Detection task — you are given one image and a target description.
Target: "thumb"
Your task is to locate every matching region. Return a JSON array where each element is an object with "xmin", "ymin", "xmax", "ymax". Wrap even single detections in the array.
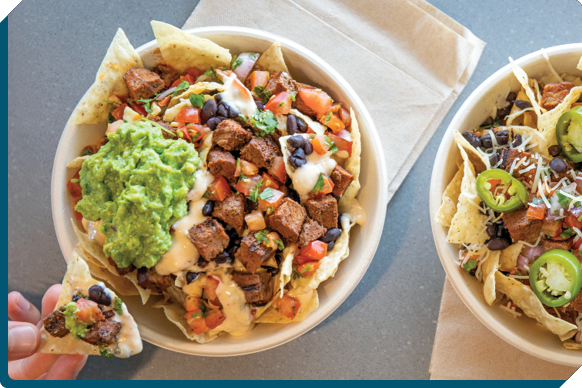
[{"xmin": 8, "ymin": 322, "xmax": 41, "ymax": 361}]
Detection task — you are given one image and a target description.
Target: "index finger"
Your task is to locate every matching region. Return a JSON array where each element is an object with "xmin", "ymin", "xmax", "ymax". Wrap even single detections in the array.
[{"xmin": 41, "ymin": 285, "xmax": 62, "ymax": 321}]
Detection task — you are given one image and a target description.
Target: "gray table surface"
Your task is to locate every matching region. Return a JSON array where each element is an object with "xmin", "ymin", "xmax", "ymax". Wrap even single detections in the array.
[{"xmin": 8, "ymin": 0, "xmax": 582, "ymax": 380}]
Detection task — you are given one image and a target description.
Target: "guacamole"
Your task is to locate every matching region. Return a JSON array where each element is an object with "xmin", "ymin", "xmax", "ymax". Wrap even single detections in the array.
[{"xmin": 76, "ymin": 120, "xmax": 200, "ymax": 268}]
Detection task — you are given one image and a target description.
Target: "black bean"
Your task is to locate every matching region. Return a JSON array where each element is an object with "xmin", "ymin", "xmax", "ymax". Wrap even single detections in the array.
[
  {"xmin": 287, "ymin": 134, "xmax": 305, "ymax": 148},
  {"xmin": 201, "ymin": 99, "xmax": 217, "ymax": 122},
  {"xmin": 287, "ymin": 114, "xmax": 298, "ymax": 135},
  {"xmin": 228, "ymin": 245, "xmax": 239, "ymax": 257},
  {"xmin": 462, "ymin": 132, "xmax": 482, "ymax": 148},
  {"xmin": 506, "ymin": 92, "xmax": 517, "ymax": 102},
  {"xmin": 327, "ymin": 241, "xmax": 335, "ymax": 251},
  {"xmin": 481, "ymin": 134, "xmax": 493, "ymax": 149},
  {"xmin": 481, "ymin": 117, "xmax": 494, "ymax": 127},
  {"xmin": 255, "ymin": 100, "xmax": 264, "ymax": 111},
  {"xmin": 303, "ymin": 141, "xmax": 313, "ymax": 155},
  {"xmin": 496, "ymin": 226, "xmax": 504, "ymax": 238},
  {"xmin": 197, "ymin": 257, "xmax": 209, "ymax": 268},
  {"xmin": 186, "ymin": 272, "xmax": 200, "ymax": 284},
  {"xmin": 264, "ymin": 266, "xmax": 280, "ymax": 275},
  {"xmin": 88, "ymin": 285, "xmax": 111, "ymax": 306},
  {"xmin": 72, "ymin": 294, "xmax": 83, "ymax": 303},
  {"xmin": 296, "ymin": 116, "xmax": 308, "ymax": 133},
  {"xmin": 293, "ymin": 147, "xmax": 306, "ymax": 160},
  {"xmin": 214, "ymin": 251, "xmax": 233, "ymax": 265},
  {"xmin": 550, "ymin": 157, "xmax": 568, "ymax": 173},
  {"xmin": 495, "ymin": 130, "xmax": 509, "ymax": 145},
  {"xmin": 497, "ymin": 107, "xmax": 510, "ymax": 118},
  {"xmin": 489, "ymin": 153, "xmax": 500, "ymax": 166},
  {"xmin": 289, "ymin": 156, "xmax": 306, "ymax": 169},
  {"xmin": 322, "ymin": 228, "xmax": 342, "ymax": 243},
  {"xmin": 206, "ymin": 117, "xmax": 222, "ymax": 131},
  {"xmin": 513, "ymin": 100, "xmax": 532, "ymax": 110},
  {"xmin": 226, "ymin": 103, "xmax": 239, "ymax": 118},
  {"xmin": 549, "ymin": 145, "xmax": 562, "ymax": 157},
  {"xmin": 202, "ymin": 201, "xmax": 214, "ymax": 216},
  {"xmin": 486, "ymin": 223, "xmax": 497, "ymax": 238},
  {"xmin": 252, "ymin": 302, "xmax": 268, "ymax": 307},
  {"xmin": 214, "ymin": 93, "xmax": 223, "ymax": 103},
  {"xmin": 488, "ymin": 238, "xmax": 510, "ymax": 251},
  {"xmin": 512, "ymin": 134, "xmax": 522, "ymax": 147},
  {"xmin": 217, "ymin": 103, "xmax": 228, "ymax": 118}
]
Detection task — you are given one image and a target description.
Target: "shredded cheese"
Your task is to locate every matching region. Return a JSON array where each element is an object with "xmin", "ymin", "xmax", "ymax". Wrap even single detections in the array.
[
  {"xmin": 518, "ymin": 232, "xmax": 544, "ymax": 248},
  {"xmin": 499, "ymin": 302, "xmax": 522, "ymax": 318}
]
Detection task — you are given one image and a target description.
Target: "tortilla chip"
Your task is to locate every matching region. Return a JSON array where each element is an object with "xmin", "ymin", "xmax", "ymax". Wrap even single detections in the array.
[
  {"xmin": 153, "ymin": 301, "xmax": 217, "ymax": 343},
  {"xmin": 289, "ymin": 108, "xmax": 326, "ymax": 136},
  {"xmin": 291, "ymin": 216, "xmax": 354, "ymax": 291},
  {"xmin": 538, "ymin": 86, "xmax": 582, "ymax": 146},
  {"xmin": 495, "ymin": 272, "xmax": 578, "ymax": 341},
  {"xmin": 564, "ymin": 341, "xmax": 582, "ymax": 350},
  {"xmin": 435, "ymin": 163, "xmax": 463, "ymax": 227},
  {"xmin": 38, "ymin": 253, "xmax": 142, "ymax": 358},
  {"xmin": 481, "ymin": 251, "xmax": 499, "ymax": 306},
  {"xmin": 168, "ymin": 82, "xmax": 224, "ymax": 108},
  {"xmin": 453, "ymin": 131, "xmax": 487, "ymax": 173},
  {"xmin": 509, "ymin": 58, "xmax": 543, "ymax": 117},
  {"xmin": 578, "ymin": 55, "xmax": 582, "ymax": 71},
  {"xmin": 254, "ymin": 289, "xmax": 319, "ymax": 324},
  {"xmin": 151, "ymin": 21, "xmax": 231, "ymax": 72},
  {"xmin": 446, "ymin": 146, "xmax": 488, "ymax": 246},
  {"xmin": 67, "ymin": 156, "xmax": 89, "ymax": 169},
  {"xmin": 338, "ymin": 108, "xmax": 362, "ymax": 204},
  {"xmin": 254, "ymin": 41, "xmax": 289, "ymax": 75},
  {"xmin": 508, "ymin": 126, "xmax": 549, "ymax": 157},
  {"xmin": 499, "ymin": 242, "xmax": 524, "ymax": 272},
  {"xmin": 69, "ymin": 29, "xmax": 143, "ymax": 124}
]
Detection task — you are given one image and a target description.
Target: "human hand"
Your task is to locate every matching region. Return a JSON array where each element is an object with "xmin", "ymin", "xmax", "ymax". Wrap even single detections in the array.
[{"xmin": 8, "ymin": 285, "xmax": 88, "ymax": 380}]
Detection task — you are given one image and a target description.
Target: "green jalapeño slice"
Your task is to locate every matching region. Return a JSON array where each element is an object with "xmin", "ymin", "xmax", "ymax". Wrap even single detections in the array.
[
  {"xmin": 556, "ymin": 105, "xmax": 582, "ymax": 162},
  {"xmin": 529, "ymin": 249, "xmax": 582, "ymax": 307},
  {"xmin": 475, "ymin": 169, "xmax": 529, "ymax": 213}
]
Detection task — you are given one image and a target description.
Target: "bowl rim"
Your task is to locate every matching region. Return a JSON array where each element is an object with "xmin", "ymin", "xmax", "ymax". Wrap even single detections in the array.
[
  {"xmin": 51, "ymin": 25, "xmax": 388, "ymax": 356},
  {"xmin": 430, "ymin": 43, "xmax": 582, "ymax": 367}
]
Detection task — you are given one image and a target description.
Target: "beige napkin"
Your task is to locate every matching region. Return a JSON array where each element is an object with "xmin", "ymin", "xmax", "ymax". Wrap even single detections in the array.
[
  {"xmin": 184, "ymin": 0, "xmax": 485, "ymax": 202},
  {"xmin": 430, "ymin": 279, "xmax": 578, "ymax": 380}
]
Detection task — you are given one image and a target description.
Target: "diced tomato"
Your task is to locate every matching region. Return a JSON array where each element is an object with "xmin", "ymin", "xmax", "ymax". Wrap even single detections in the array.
[
  {"xmin": 268, "ymin": 156, "xmax": 287, "ymax": 183},
  {"xmin": 275, "ymin": 294, "xmax": 301, "ymax": 320},
  {"xmin": 297, "ymin": 240, "xmax": 328, "ymax": 263},
  {"xmin": 247, "ymin": 71, "xmax": 269, "ymax": 91},
  {"xmin": 73, "ymin": 197, "xmax": 83, "ymax": 221},
  {"xmin": 258, "ymin": 188, "xmax": 285, "ymax": 213},
  {"xmin": 311, "ymin": 173, "xmax": 334, "ymax": 197},
  {"xmin": 329, "ymin": 103, "xmax": 341, "ymax": 113},
  {"xmin": 158, "ymin": 95, "xmax": 171, "ymax": 107},
  {"xmin": 176, "ymin": 106, "xmax": 200, "ymax": 124},
  {"xmin": 245, "ymin": 211, "xmax": 267, "ymax": 231},
  {"xmin": 527, "ymin": 204, "xmax": 546, "ymax": 221},
  {"xmin": 297, "ymin": 261, "xmax": 321, "ymax": 277},
  {"xmin": 129, "ymin": 101, "xmax": 147, "ymax": 116},
  {"xmin": 261, "ymin": 172, "xmax": 280, "ymax": 190},
  {"xmin": 171, "ymin": 78, "xmax": 184, "ymax": 88},
  {"xmin": 574, "ymin": 235, "xmax": 582, "ymax": 250},
  {"xmin": 565, "ymin": 214, "xmax": 582, "ymax": 230},
  {"xmin": 111, "ymin": 103, "xmax": 128, "ymax": 121},
  {"xmin": 297, "ymin": 89, "xmax": 332, "ymax": 116},
  {"xmin": 327, "ymin": 130, "xmax": 353, "ymax": 156},
  {"xmin": 265, "ymin": 92, "xmax": 292, "ymax": 115},
  {"xmin": 183, "ymin": 74, "xmax": 196, "ymax": 85},
  {"xmin": 184, "ymin": 67, "xmax": 203, "ymax": 79},
  {"xmin": 241, "ymin": 160, "xmax": 259, "ymax": 176},
  {"xmin": 203, "ymin": 276, "xmax": 222, "ymax": 308},
  {"xmin": 235, "ymin": 175, "xmax": 262, "ymax": 196},
  {"xmin": 184, "ymin": 295, "xmax": 202, "ymax": 312},
  {"xmin": 319, "ymin": 112, "xmax": 345, "ymax": 133},
  {"xmin": 186, "ymin": 124, "xmax": 206, "ymax": 144},
  {"xmin": 75, "ymin": 298, "xmax": 104, "ymax": 324},
  {"xmin": 67, "ymin": 170, "xmax": 82, "ymax": 198},
  {"xmin": 205, "ymin": 309, "xmax": 226, "ymax": 330},
  {"xmin": 205, "ymin": 176, "xmax": 232, "ymax": 201},
  {"xmin": 184, "ymin": 310, "xmax": 209, "ymax": 334},
  {"xmin": 311, "ymin": 136, "xmax": 330, "ymax": 155},
  {"xmin": 338, "ymin": 107, "xmax": 352, "ymax": 128}
]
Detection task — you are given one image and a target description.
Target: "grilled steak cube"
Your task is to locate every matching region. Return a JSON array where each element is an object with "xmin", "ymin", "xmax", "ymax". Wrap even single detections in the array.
[
  {"xmin": 265, "ymin": 71, "xmax": 297, "ymax": 96},
  {"xmin": 304, "ymin": 195, "xmax": 338, "ymax": 229},
  {"xmin": 208, "ymin": 148, "xmax": 237, "ymax": 181},
  {"xmin": 188, "ymin": 219, "xmax": 230, "ymax": 260},
  {"xmin": 500, "ymin": 148, "xmax": 534, "ymax": 177},
  {"xmin": 266, "ymin": 198, "xmax": 307, "ymax": 244},
  {"xmin": 540, "ymin": 82, "xmax": 575, "ymax": 111},
  {"xmin": 232, "ymin": 273, "xmax": 274, "ymax": 304},
  {"xmin": 235, "ymin": 235, "xmax": 276, "ymax": 274},
  {"xmin": 502, "ymin": 208, "xmax": 542, "ymax": 244},
  {"xmin": 81, "ymin": 320, "xmax": 121, "ymax": 346},
  {"xmin": 124, "ymin": 68, "xmax": 166, "ymax": 100},
  {"xmin": 570, "ymin": 292, "xmax": 582, "ymax": 314},
  {"xmin": 108, "ymin": 258, "xmax": 135, "ymax": 276},
  {"xmin": 541, "ymin": 237, "xmax": 573, "ymax": 252},
  {"xmin": 330, "ymin": 166, "xmax": 354, "ymax": 197},
  {"xmin": 43, "ymin": 307, "xmax": 69, "ymax": 337},
  {"xmin": 212, "ymin": 120, "xmax": 252, "ymax": 151},
  {"xmin": 212, "ymin": 192, "xmax": 246, "ymax": 236},
  {"xmin": 299, "ymin": 217, "xmax": 327, "ymax": 247},
  {"xmin": 137, "ymin": 268, "xmax": 174, "ymax": 293},
  {"xmin": 154, "ymin": 63, "xmax": 180, "ymax": 89},
  {"xmin": 240, "ymin": 136, "xmax": 279, "ymax": 169}
]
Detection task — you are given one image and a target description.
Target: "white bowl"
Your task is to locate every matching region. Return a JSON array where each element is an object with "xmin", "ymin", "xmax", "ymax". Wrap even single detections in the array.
[
  {"xmin": 430, "ymin": 44, "xmax": 582, "ymax": 367},
  {"xmin": 51, "ymin": 26, "xmax": 388, "ymax": 356}
]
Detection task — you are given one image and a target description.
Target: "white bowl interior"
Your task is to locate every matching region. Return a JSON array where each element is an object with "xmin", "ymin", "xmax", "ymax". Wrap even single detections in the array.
[
  {"xmin": 430, "ymin": 44, "xmax": 582, "ymax": 367},
  {"xmin": 51, "ymin": 27, "xmax": 388, "ymax": 356}
]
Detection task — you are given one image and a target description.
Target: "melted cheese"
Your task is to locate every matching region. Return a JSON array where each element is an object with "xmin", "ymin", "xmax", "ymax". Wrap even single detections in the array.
[
  {"xmin": 219, "ymin": 72, "xmax": 256, "ymax": 117},
  {"xmin": 339, "ymin": 198, "xmax": 367, "ymax": 226},
  {"xmin": 187, "ymin": 169, "xmax": 214, "ymax": 202},
  {"xmin": 155, "ymin": 199, "xmax": 207, "ymax": 276},
  {"xmin": 81, "ymin": 218, "xmax": 106, "ymax": 246},
  {"xmin": 290, "ymin": 150, "xmax": 337, "ymax": 196}
]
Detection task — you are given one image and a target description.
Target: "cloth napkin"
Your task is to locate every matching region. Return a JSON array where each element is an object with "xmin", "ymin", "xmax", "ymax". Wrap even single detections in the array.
[
  {"xmin": 183, "ymin": 0, "xmax": 485, "ymax": 202},
  {"xmin": 430, "ymin": 279, "xmax": 578, "ymax": 380}
]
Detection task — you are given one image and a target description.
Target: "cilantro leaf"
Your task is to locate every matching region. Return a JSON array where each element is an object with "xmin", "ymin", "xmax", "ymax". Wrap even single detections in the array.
[
  {"xmin": 255, "ymin": 229, "xmax": 270, "ymax": 244},
  {"xmin": 275, "ymin": 238, "xmax": 285, "ymax": 250},
  {"xmin": 114, "ymin": 297, "xmax": 124, "ymax": 315},
  {"xmin": 99, "ymin": 346, "xmax": 115, "ymax": 358},
  {"xmin": 462, "ymin": 259, "xmax": 478, "ymax": 273},
  {"xmin": 247, "ymin": 179, "xmax": 264, "ymax": 202},
  {"xmin": 556, "ymin": 190, "xmax": 572, "ymax": 208},
  {"xmin": 230, "ymin": 55, "xmax": 244, "ymax": 70},
  {"xmin": 172, "ymin": 81, "xmax": 190, "ymax": 97},
  {"xmin": 292, "ymin": 268, "xmax": 300, "ymax": 280},
  {"xmin": 204, "ymin": 67, "xmax": 219, "ymax": 82},
  {"xmin": 312, "ymin": 174, "xmax": 325, "ymax": 195},
  {"xmin": 189, "ymin": 93, "xmax": 205, "ymax": 108},
  {"xmin": 249, "ymin": 53, "xmax": 257, "ymax": 60},
  {"xmin": 324, "ymin": 136, "xmax": 338, "ymax": 153},
  {"xmin": 259, "ymin": 188, "xmax": 274, "ymax": 200},
  {"xmin": 253, "ymin": 86, "xmax": 272, "ymax": 104},
  {"xmin": 561, "ymin": 228, "xmax": 576, "ymax": 239},
  {"xmin": 249, "ymin": 110, "xmax": 278, "ymax": 137}
]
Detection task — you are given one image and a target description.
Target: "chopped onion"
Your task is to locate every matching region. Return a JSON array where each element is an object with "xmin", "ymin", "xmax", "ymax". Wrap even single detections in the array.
[
  {"xmin": 516, "ymin": 255, "xmax": 532, "ymax": 271},
  {"xmin": 156, "ymin": 86, "xmax": 178, "ymax": 101},
  {"xmin": 521, "ymin": 246, "xmax": 544, "ymax": 262},
  {"xmin": 241, "ymin": 160, "xmax": 259, "ymax": 176},
  {"xmin": 245, "ymin": 211, "xmax": 266, "ymax": 231},
  {"xmin": 233, "ymin": 52, "xmax": 260, "ymax": 82}
]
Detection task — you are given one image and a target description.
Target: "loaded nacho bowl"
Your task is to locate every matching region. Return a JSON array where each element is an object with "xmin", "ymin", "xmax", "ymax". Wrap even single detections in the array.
[
  {"xmin": 52, "ymin": 23, "xmax": 384, "ymax": 353},
  {"xmin": 434, "ymin": 46, "xmax": 582, "ymax": 360}
]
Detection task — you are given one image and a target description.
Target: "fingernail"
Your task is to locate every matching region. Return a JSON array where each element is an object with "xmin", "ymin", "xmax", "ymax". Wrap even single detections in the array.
[
  {"xmin": 8, "ymin": 326, "xmax": 37, "ymax": 354},
  {"xmin": 72, "ymin": 357, "xmax": 87, "ymax": 380},
  {"xmin": 15, "ymin": 293, "xmax": 30, "ymax": 311}
]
